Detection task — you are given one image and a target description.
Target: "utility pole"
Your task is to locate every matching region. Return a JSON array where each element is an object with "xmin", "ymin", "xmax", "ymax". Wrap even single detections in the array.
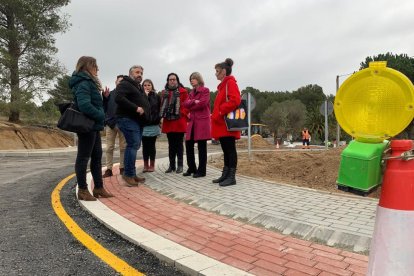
[{"xmin": 336, "ymin": 75, "xmax": 340, "ymax": 147}]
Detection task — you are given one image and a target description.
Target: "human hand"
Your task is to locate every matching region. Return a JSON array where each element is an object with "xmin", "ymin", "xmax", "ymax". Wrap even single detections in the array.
[
  {"xmin": 136, "ymin": 106, "xmax": 144, "ymax": 115},
  {"xmin": 103, "ymin": 86, "xmax": 110, "ymax": 97}
]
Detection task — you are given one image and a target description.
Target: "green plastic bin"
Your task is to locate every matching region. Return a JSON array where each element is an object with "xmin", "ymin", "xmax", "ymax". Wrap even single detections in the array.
[{"xmin": 337, "ymin": 140, "xmax": 389, "ymax": 192}]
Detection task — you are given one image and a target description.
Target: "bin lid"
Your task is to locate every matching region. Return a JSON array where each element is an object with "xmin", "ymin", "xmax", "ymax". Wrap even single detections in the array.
[
  {"xmin": 334, "ymin": 61, "xmax": 414, "ymax": 143},
  {"xmin": 341, "ymin": 140, "xmax": 389, "ymax": 159}
]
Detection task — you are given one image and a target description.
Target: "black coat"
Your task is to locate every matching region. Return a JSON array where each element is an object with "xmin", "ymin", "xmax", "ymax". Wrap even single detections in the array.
[
  {"xmin": 115, "ymin": 76, "xmax": 150, "ymax": 125},
  {"xmin": 146, "ymin": 91, "xmax": 161, "ymax": 125}
]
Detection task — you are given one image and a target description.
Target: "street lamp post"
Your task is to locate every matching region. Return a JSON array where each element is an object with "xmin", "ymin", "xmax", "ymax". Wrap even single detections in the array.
[
  {"xmin": 336, "ymin": 75, "xmax": 340, "ymax": 146},
  {"xmin": 336, "ymin": 73, "xmax": 354, "ymax": 146}
]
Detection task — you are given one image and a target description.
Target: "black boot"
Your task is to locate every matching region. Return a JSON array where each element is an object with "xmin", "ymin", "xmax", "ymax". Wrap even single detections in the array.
[
  {"xmin": 183, "ymin": 169, "xmax": 195, "ymax": 176},
  {"xmin": 212, "ymin": 166, "xmax": 229, "ymax": 183},
  {"xmin": 176, "ymin": 158, "xmax": 183, "ymax": 174},
  {"xmin": 219, "ymin": 168, "xmax": 236, "ymax": 187},
  {"xmin": 165, "ymin": 166, "xmax": 175, "ymax": 173}
]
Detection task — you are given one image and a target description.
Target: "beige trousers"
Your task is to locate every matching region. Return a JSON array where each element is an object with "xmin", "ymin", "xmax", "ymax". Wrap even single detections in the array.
[{"xmin": 105, "ymin": 126, "xmax": 126, "ymax": 169}]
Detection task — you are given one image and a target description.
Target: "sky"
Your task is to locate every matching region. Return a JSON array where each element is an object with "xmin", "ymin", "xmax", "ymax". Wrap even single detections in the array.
[{"xmin": 55, "ymin": 0, "xmax": 414, "ymax": 95}]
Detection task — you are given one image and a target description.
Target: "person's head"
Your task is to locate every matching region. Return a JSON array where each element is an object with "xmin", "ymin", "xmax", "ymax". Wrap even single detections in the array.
[
  {"xmin": 129, "ymin": 65, "xmax": 144, "ymax": 83},
  {"xmin": 189, "ymin": 72, "xmax": 204, "ymax": 88},
  {"xmin": 165, "ymin": 73, "xmax": 183, "ymax": 89},
  {"xmin": 142, "ymin": 79, "xmax": 155, "ymax": 93},
  {"xmin": 75, "ymin": 56, "xmax": 98, "ymax": 77},
  {"xmin": 215, "ymin": 58, "xmax": 233, "ymax": 81},
  {"xmin": 115, "ymin": 75, "xmax": 123, "ymax": 86}
]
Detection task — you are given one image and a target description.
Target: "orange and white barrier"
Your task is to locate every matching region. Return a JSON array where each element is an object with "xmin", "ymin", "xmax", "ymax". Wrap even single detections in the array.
[{"xmin": 367, "ymin": 140, "xmax": 414, "ymax": 275}]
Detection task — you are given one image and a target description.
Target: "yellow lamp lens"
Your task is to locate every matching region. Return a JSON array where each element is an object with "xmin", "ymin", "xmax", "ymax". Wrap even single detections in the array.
[{"xmin": 334, "ymin": 62, "xmax": 414, "ymax": 143}]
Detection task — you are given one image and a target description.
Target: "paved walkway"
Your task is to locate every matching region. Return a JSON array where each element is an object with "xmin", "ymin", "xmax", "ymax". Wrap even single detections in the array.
[{"xmin": 81, "ymin": 156, "xmax": 372, "ymax": 276}]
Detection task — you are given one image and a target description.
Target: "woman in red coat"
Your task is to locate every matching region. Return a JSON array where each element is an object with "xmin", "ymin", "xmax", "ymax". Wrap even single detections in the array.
[
  {"xmin": 211, "ymin": 58, "xmax": 241, "ymax": 186},
  {"xmin": 160, "ymin": 73, "xmax": 189, "ymax": 173},
  {"xmin": 182, "ymin": 72, "xmax": 211, "ymax": 178}
]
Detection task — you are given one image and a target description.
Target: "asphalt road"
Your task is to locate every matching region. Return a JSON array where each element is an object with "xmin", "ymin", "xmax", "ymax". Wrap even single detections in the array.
[{"xmin": 0, "ymin": 153, "xmax": 184, "ymax": 276}]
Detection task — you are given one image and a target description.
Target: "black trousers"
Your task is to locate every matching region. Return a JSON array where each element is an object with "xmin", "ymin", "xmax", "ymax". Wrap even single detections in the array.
[
  {"xmin": 219, "ymin": 136, "xmax": 237, "ymax": 169},
  {"xmin": 167, "ymin": 132, "xmax": 184, "ymax": 169},
  {"xmin": 142, "ymin": 136, "xmax": 157, "ymax": 162},
  {"xmin": 75, "ymin": 131, "xmax": 103, "ymax": 189},
  {"xmin": 185, "ymin": 139, "xmax": 207, "ymax": 174}
]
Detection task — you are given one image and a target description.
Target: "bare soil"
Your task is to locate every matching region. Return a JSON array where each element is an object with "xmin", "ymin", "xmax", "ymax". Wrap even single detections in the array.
[
  {"xmin": 0, "ymin": 121, "xmax": 380, "ymax": 198},
  {"xmin": 209, "ymin": 135, "xmax": 381, "ymax": 199},
  {"xmin": 0, "ymin": 121, "xmax": 74, "ymax": 150}
]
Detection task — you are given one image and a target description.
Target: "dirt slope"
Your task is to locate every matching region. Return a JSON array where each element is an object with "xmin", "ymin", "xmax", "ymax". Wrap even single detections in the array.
[{"xmin": 0, "ymin": 121, "xmax": 74, "ymax": 150}]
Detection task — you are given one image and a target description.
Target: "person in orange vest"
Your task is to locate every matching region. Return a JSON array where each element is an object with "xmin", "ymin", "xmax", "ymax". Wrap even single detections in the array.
[{"xmin": 302, "ymin": 128, "xmax": 311, "ymax": 149}]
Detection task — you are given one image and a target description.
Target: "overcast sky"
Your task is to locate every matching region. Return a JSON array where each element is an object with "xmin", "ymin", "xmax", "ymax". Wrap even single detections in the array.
[{"xmin": 55, "ymin": 0, "xmax": 414, "ymax": 95}]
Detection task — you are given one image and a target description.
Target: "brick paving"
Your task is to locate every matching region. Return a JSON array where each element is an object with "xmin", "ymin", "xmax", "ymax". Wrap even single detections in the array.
[{"xmin": 97, "ymin": 159, "xmax": 370, "ymax": 275}]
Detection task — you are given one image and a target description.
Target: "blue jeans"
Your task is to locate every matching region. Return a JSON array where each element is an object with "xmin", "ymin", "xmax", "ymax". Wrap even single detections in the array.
[
  {"xmin": 117, "ymin": 117, "xmax": 142, "ymax": 177},
  {"xmin": 75, "ymin": 131, "xmax": 103, "ymax": 189}
]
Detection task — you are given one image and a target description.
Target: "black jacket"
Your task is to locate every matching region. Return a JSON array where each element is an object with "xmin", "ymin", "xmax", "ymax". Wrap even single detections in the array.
[
  {"xmin": 115, "ymin": 76, "xmax": 150, "ymax": 125},
  {"xmin": 103, "ymin": 89, "xmax": 118, "ymax": 128},
  {"xmin": 146, "ymin": 91, "xmax": 161, "ymax": 125}
]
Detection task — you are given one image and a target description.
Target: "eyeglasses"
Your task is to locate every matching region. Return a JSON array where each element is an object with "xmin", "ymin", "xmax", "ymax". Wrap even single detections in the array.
[{"xmin": 168, "ymin": 78, "xmax": 177, "ymax": 81}]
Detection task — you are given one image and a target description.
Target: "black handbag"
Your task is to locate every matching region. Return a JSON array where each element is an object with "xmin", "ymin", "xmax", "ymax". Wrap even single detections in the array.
[
  {"xmin": 57, "ymin": 103, "xmax": 94, "ymax": 133},
  {"xmin": 224, "ymin": 84, "xmax": 249, "ymax": 131}
]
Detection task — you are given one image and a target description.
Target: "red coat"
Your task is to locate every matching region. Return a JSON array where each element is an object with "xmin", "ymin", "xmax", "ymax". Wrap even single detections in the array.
[
  {"xmin": 161, "ymin": 87, "xmax": 189, "ymax": 133},
  {"xmin": 211, "ymin": 75, "xmax": 241, "ymax": 139},
  {"xmin": 183, "ymin": 86, "xmax": 211, "ymax": 141}
]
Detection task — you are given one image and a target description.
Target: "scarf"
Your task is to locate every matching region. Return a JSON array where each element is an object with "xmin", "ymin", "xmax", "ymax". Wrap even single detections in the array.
[
  {"xmin": 90, "ymin": 74, "xmax": 103, "ymax": 91},
  {"xmin": 160, "ymin": 87, "xmax": 181, "ymax": 120}
]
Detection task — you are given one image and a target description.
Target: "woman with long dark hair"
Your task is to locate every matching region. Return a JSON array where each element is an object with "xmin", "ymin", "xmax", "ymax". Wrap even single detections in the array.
[
  {"xmin": 141, "ymin": 79, "xmax": 161, "ymax": 172},
  {"xmin": 160, "ymin": 73, "xmax": 189, "ymax": 174},
  {"xmin": 211, "ymin": 58, "xmax": 241, "ymax": 186}
]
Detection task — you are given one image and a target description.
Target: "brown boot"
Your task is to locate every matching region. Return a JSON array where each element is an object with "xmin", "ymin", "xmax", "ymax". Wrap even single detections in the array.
[
  {"xmin": 78, "ymin": 188, "xmax": 97, "ymax": 201},
  {"xmin": 102, "ymin": 169, "xmax": 113, "ymax": 178},
  {"xmin": 148, "ymin": 159, "xmax": 155, "ymax": 172},
  {"xmin": 142, "ymin": 160, "xmax": 149, "ymax": 173},
  {"xmin": 134, "ymin": 175, "xmax": 146, "ymax": 183},
  {"xmin": 122, "ymin": 175, "xmax": 138, "ymax": 187},
  {"xmin": 93, "ymin": 187, "xmax": 114, "ymax": 198}
]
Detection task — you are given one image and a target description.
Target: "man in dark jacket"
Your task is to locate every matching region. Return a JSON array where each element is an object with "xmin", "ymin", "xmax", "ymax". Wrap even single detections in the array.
[
  {"xmin": 102, "ymin": 75, "xmax": 126, "ymax": 178},
  {"xmin": 115, "ymin": 65, "xmax": 150, "ymax": 187}
]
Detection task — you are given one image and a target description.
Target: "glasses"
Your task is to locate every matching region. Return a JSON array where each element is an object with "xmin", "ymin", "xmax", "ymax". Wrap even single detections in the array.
[{"xmin": 168, "ymin": 78, "xmax": 177, "ymax": 81}]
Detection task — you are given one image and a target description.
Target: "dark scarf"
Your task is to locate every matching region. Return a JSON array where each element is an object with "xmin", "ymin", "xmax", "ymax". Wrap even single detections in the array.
[{"xmin": 160, "ymin": 86, "xmax": 180, "ymax": 120}]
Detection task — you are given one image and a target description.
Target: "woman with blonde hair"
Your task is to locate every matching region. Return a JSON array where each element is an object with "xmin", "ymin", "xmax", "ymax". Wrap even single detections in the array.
[
  {"xmin": 182, "ymin": 72, "xmax": 211, "ymax": 177},
  {"xmin": 69, "ymin": 56, "xmax": 113, "ymax": 200}
]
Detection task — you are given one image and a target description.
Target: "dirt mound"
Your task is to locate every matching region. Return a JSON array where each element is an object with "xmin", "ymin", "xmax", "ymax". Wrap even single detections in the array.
[
  {"xmin": 0, "ymin": 121, "xmax": 74, "ymax": 150},
  {"xmin": 209, "ymin": 147, "xmax": 381, "ymax": 199},
  {"xmin": 236, "ymin": 135, "xmax": 273, "ymax": 148}
]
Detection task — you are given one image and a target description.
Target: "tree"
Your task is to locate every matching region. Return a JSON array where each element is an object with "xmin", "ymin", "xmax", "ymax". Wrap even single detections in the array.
[
  {"xmin": 0, "ymin": 0, "xmax": 70, "ymax": 122},
  {"xmin": 291, "ymin": 84, "xmax": 325, "ymax": 112},
  {"xmin": 47, "ymin": 74, "xmax": 72, "ymax": 105},
  {"xmin": 360, "ymin": 52, "xmax": 414, "ymax": 81},
  {"xmin": 262, "ymin": 100, "xmax": 306, "ymax": 140}
]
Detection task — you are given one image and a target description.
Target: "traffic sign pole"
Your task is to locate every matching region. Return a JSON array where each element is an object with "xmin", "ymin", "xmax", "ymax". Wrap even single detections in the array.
[{"xmin": 325, "ymin": 100, "xmax": 328, "ymax": 149}]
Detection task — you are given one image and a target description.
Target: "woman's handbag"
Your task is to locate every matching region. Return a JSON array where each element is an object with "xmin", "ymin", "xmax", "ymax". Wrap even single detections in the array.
[
  {"xmin": 57, "ymin": 103, "xmax": 94, "ymax": 133},
  {"xmin": 224, "ymin": 85, "xmax": 249, "ymax": 131}
]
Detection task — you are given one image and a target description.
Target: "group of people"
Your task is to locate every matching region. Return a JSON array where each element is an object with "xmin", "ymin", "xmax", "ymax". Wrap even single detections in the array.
[{"xmin": 69, "ymin": 57, "xmax": 242, "ymax": 201}]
